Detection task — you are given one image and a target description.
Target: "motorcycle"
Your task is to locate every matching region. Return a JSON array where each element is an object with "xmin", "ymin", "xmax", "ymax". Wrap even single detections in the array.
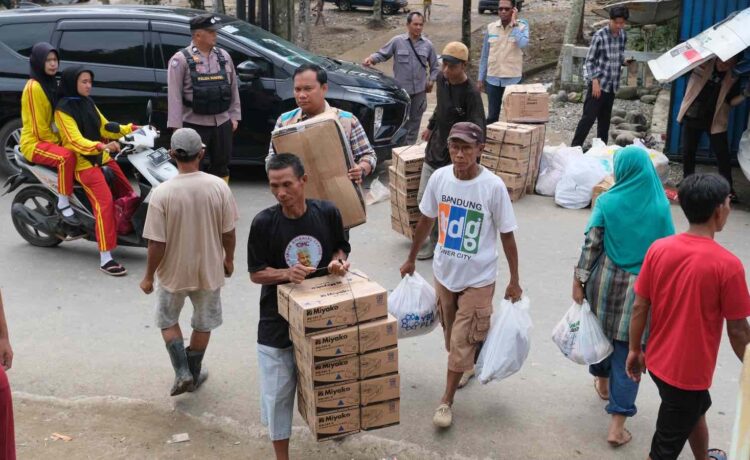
[{"xmin": 3, "ymin": 123, "xmax": 177, "ymax": 248}]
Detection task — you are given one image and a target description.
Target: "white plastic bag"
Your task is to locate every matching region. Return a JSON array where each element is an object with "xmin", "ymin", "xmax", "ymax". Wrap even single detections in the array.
[
  {"xmin": 388, "ymin": 272, "xmax": 438, "ymax": 338},
  {"xmin": 740, "ymin": 126, "xmax": 750, "ymax": 182},
  {"xmin": 536, "ymin": 145, "xmax": 583, "ymax": 196},
  {"xmin": 554, "ymin": 156, "xmax": 608, "ymax": 209},
  {"xmin": 551, "ymin": 301, "xmax": 613, "ymax": 365},
  {"xmin": 365, "ymin": 177, "xmax": 390, "ymax": 205},
  {"xmin": 475, "ymin": 297, "xmax": 532, "ymax": 383},
  {"xmin": 633, "ymin": 139, "xmax": 670, "ymax": 183}
]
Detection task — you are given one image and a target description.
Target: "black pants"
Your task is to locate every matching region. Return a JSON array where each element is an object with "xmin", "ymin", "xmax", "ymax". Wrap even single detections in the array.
[
  {"xmin": 681, "ymin": 124, "xmax": 734, "ymax": 189},
  {"xmin": 183, "ymin": 120, "xmax": 233, "ymax": 178},
  {"xmin": 571, "ymin": 83, "xmax": 616, "ymax": 147}
]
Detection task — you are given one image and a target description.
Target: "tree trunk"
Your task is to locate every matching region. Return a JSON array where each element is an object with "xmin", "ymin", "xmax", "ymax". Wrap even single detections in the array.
[
  {"xmin": 271, "ymin": 0, "xmax": 294, "ymax": 41},
  {"xmin": 297, "ymin": 0, "xmax": 311, "ymax": 48},
  {"xmin": 372, "ymin": 0, "xmax": 383, "ymax": 24},
  {"xmin": 189, "ymin": 0, "xmax": 205, "ymax": 10},
  {"xmin": 554, "ymin": 0, "xmax": 585, "ymax": 90},
  {"xmin": 213, "ymin": 0, "xmax": 226, "ymax": 14},
  {"xmin": 461, "ymin": 0, "xmax": 471, "ymax": 50}
]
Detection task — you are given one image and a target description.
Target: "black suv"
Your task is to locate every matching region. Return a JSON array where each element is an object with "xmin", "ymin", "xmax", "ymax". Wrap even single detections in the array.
[{"xmin": 0, "ymin": 5, "xmax": 410, "ymax": 175}]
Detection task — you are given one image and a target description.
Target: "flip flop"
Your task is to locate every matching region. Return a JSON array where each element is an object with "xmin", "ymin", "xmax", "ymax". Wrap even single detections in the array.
[
  {"xmin": 594, "ymin": 377, "xmax": 609, "ymax": 400},
  {"xmin": 608, "ymin": 428, "xmax": 632, "ymax": 448},
  {"xmin": 708, "ymin": 449, "xmax": 727, "ymax": 460},
  {"xmin": 100, "ymin": 260, "xmax": 127, "ymax": 277}
]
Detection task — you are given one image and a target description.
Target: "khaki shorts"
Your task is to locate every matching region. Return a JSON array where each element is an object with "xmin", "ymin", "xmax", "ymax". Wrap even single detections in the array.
[
  {"xmin": 434, "ymin": 280, "xmax": 495, "ymax": 373},
  {"xmin": 156, "ymin": 288, "xmax": 223, "ymax": 332}
]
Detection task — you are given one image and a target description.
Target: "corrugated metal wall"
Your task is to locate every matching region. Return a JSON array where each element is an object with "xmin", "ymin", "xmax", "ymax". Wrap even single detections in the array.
[{"xmin": 667, "ymin": 0, "xmax": 750, "ymax": 159}]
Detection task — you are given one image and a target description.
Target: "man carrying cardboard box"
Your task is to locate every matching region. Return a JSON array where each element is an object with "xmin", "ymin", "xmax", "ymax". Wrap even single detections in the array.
[
  {"xmin": 400, "ymin": 122, "xmax": 523, "ymax": 429},
  {"xmin": 248, "ymin": 153, "xmax": 351, "ymax": 460},
  {"xmin": 266, "ymin": 64, "xmax": 377, "ymax": 185}
]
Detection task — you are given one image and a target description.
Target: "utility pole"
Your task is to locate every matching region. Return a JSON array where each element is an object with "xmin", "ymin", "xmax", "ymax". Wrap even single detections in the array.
[
  {"xmin": 237, "ymin": 0, "xmax": 247, "ymax": 21},
  {"xmin": 372, "ymin": 0, "xmax": 383, "ymax": 24},
  {"xmin": 271, "ymin": 0, "xmax": 294, "ymax": 41},
  {"xmin": 554, "ymin": 0, "xmax": 585, "ymax": 90},
  {"xmin": 461, "ymin": 0, "xmax": 470, "ymax": 49}
]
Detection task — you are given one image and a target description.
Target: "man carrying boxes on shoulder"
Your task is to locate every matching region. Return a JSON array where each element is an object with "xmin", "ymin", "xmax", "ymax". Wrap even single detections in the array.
[
  {"xmin": 248, "ymin": 153, "xmax": 351, "ymax": 460},
  {"xmin": 400, "ymin": 122, "xmax": 522, "ymax": 429}
]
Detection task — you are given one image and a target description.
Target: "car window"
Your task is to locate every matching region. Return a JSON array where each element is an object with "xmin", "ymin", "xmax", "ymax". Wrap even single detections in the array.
[
  {"xmin": 0, "ymin": 23, "xmax": 55, "ymax": 57},
  {"xmin": 58, "ymin": 31, "xmax": 146, "ymax": 67},
  {"xmin": 223, "ymin": 47, "xmax": 274, "ymax": 79},
  {"xmin": 157, "ymin": 32, "xmax": 191, "ymax": 69}
]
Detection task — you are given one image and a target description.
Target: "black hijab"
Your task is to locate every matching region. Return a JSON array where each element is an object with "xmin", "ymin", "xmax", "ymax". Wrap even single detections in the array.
[
  {"xmin": 56, "ymin": 66, "xmax": 101, "ymax": 142},
  {"xmin": 29, "ymin": 42, "xmax": 59, "ymax": 106}
]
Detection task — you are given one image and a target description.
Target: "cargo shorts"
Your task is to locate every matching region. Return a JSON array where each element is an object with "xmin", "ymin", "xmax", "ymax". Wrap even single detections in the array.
[
  {"xmin": 434, "ymin": 280, "xmax": 495, "ymax": 373},
  {"xmin": 155, "ymin": 288, "xmax": 223, "ymax": 332}
]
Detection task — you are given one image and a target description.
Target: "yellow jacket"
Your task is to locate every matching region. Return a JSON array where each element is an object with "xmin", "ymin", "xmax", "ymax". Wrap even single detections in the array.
[
  {"xmin": 54, "ymin": 108, "xmax": 135, "ymax": 172},
  {"xmin": 19, "ymin": 79, "xmax": 60, "ymax": 161}
]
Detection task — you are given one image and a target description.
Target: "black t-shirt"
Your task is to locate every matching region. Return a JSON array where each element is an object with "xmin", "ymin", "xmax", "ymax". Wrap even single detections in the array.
[
  {"xmin": 686, "ymin": 70, "xmax": 741, "ymax": 129},
  {"xmin": 247, "ymin": 199, "xmax": 351, "ymax": 349}
]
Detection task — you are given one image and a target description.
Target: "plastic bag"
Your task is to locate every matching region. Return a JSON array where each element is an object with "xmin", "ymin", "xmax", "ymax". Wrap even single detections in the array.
[
  {"xmin": 554, "ymin": 156, "xmax": 608, "ymax": 209},
  {"xmin": 633, "ymin": 139, "xmax": 670, "ymax": 183},
  {"xmin": 388, "ymin": 272, "xmax": 438, "ymax": 338},
  {"xmin": 114, "ymin": 192, "xmax": 141, "ymax": 235},
  {"xmin": 551, "ymin": 301, "xmax": 613, "ymax": 365},
  {"xmin": 475, "ymin": 297, "xmax": 532, "ymax": 383},
  {"xmin": 536, "ymin": 145, "xmax": 583, "ymax": 196},
  {"xmin": 365, "ymin": 177, "xmax": 390, "ymax": 205},
  {"xmin": 739, "ymin": 125, "xmax": 750, "ymax": 182}
]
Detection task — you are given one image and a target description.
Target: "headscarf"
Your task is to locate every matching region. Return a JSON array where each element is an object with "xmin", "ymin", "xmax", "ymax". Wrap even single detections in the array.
[
  {"xmin": 55, "ymin": 65, "xmax": 101, "ymax": 142},
  {"xmin": 585, "ymin": 145, "xmax": 675, "ymax": 274},
  {"xmin": 29, "ymin": 42, "xmax": 59, "ymax": 106}
]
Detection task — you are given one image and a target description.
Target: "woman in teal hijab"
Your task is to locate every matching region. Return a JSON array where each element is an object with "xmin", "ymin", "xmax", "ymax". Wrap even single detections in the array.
[{"xmin": 572, "ymin": 145, "xmax": 675, "ymax": 447}]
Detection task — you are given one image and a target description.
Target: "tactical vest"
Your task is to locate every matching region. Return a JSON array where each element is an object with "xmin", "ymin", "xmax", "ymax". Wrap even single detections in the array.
[
  {"xmin": 487, "ymin": 21, "xmax": 524, "ymax": 79},
  {"xmin": 181, "ymin": 47, "xmax": 232, "ymax": 115}
]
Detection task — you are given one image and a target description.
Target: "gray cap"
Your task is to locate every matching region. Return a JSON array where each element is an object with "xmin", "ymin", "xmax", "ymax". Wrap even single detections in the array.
[{"xmin": 171, "ymin": 128, "xmax": 204, "ymax": 157}]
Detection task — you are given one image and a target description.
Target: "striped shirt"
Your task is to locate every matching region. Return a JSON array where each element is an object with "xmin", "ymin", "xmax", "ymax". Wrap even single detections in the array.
[
  {"xmin": 575, "ymin": 226, "xmax": 644, "ymax": 342},
  {"xmin": 584, "ymin": 26, "xmax": 627, "ymax": 93}
]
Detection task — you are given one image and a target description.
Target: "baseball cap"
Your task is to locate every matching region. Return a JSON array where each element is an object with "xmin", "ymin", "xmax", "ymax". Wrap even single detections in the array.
[
  {"xmin": 448, "ymin": 122, "xmax": 484, "ymax": 144},
  {"xmin": 171, "ymin": 128, "xmax": 205, "ymax": 158},
  {"xmin": 190, "ymin": 13, "xmax": 223, "ymax": 31},
  {"xmin": 440, "ymin": 41, "xmax": 469, "ymax": 64}
]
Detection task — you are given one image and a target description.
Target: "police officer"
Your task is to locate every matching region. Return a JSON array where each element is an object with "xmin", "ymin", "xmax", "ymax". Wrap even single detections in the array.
[{"xmin": 168, "ymin": 13, "xmax": 241, "ymax": 182}]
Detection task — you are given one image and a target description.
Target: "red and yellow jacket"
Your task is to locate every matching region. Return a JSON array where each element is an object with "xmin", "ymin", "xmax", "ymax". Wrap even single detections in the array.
[
  {"xmin": 54, "ymin": 108, "xmax": 135, "ymax": 172},
  {"xmin": 19, "ymin": 79, "xmax": 60, "ymax": 161}
]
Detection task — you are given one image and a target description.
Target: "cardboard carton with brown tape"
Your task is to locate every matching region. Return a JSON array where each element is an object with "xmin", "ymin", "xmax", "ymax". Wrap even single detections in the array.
[
  {"xmin": 297, "ymin": 375, "xmax": 361, "ymax": 411},
  {"xmin": 360, "ymin": 374, "xmax": 401, "ymax": 406},
  {"xmin": 277, "ymin": 270, "xmax": 387, "ymax": 336},
  {"xmin": 360, "ymin": 346, "xmax": 399, "ymax": 379},
  {"xmin": 361, "ymin": 399, "xmax": 400, "ymax": 430},
  {"xmin": 397, "ymin": 189, "xmax": 419, "ymax": 208},
  {"xmin": 501, "ymin": 84, "xmax": 550, "ymax": 123},
  {"xmin": 292, "ymin": 314, "xmax": 398, "ymax": 362},
  {"xmin": 486, "ymin": 122, "xmax": 535, "ymax": 146},
  {"xmin": 592, "ymin": 176, "xmax": 615, "ymax": 207},
  {"xmin": 295, "ymin": 353, "xmax": 360, "ymax": 386},
  {"xmin": 392, "ymin": 144, "xmax": 426, "ymax": 175},
  {"xmin": 298, "ymin": 393, "xmax": 361, "ymax": 441},
  {"xmin": 389, "ymin": 165, "xmax": 421, "ymax": 192}
]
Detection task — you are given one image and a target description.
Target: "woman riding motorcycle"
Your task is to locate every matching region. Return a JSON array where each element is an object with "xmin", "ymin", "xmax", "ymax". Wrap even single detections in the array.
[
  {"xmin": 54, "ymin": 65, "xmax": 139, "ymax": 276},
  {"xmin": 19, "ymin": 42, "xmax": 78, "ymax": 225}
]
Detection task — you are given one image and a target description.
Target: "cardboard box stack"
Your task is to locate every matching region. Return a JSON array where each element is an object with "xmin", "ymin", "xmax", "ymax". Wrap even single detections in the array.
[
  {"xmin": 389, "ymin": 144, "xmax": 425, "ymax": 239},
  {"xmin": 591, "ymin": 176, "xmax": 615, "ymax": 207},
  {"xmin": 481, "ymin": 122, "xmax": 547, "ymax": 201},
  {"xmin": 278, "ymin": 270, "xmax": 400, "ymax": 441}
]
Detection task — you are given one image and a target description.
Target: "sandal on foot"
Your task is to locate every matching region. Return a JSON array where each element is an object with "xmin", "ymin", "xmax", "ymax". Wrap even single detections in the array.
[
  {"xmin": 708, "ymin": 449, "xmax": 727, "ymax": 460},
  {"xmin": 100, "ymin": 260, "xmax": 127, "ymax": 277},
  {"xmin": 594, "ymin": 377, "xmax": 609, "ymax": 400},
  {"xmin": 608, "ymin": 429, "xmax": 632, "ymax": 448}
]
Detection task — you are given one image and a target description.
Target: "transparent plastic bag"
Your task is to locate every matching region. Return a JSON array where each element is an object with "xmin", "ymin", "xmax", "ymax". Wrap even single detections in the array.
[
  {"xmin": 365, "ymin": 177, "xmax": 390, "ymax": 205},
  {"xmin": 475, "ymin": 297, "xmax": 532, "ymax": 383},
  {"xmin": 551, "ymin": 301, "xmax": 613, "ymax": 365},
  {"xmin": 388, "ymin": 272, "xmax": 438, "ymax": 338}
]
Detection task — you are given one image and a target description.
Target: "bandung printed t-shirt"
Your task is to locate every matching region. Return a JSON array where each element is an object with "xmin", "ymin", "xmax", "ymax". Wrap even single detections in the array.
[{"xmin": 420, "ymin": 165, "xmax": 518, "ymax": 292}]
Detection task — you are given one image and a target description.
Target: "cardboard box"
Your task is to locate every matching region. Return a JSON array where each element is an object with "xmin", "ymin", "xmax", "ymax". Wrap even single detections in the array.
[
  {"xmin": 293, "ymin": 314, "xmax": 398, "ymax": 362},
  {"xmin": 592, "ymin": 176, "xmax": 615, "ymax": 207},
  {"xmin": 296, "ymin": 353, "xmax": 360, "ymax": 386},
  {"xmin": 496, "ymin": 172, "xmax": 527, "ymax": 190},
  {"xmin": 398, "ymin": 206, "xmax": 421, "ymax": 225},
  {"xmin": 271, "ymin": 116, "xmax": 365, "ymax": 229},
  {"xmin": 501, "ymin": 84, "xmax": 550, "ymax": 123},
  {"xmin": 486, "ymin": 122, "xmax": 535, "ymax": 146},
  {"xmin": 391, "ymin": 215, "xmax": 403, "ymax": 234},
  {"xmin": 360, "ymin": 346, "xmax": 399, "ymax": 380},
  {"xmin": 278, "ymin": 270, "xmax": 387, "ymax": 336},
  {"xmin": 298, "ymin": 377, "xmax": 361, "ymax": 411},
  {"xmin": 361, "ymin": 399, "xmax": 400, "ymax": 430},
  {"xmin": 507, "ymin": 186, "xmax": 526, "ymax": 202},
  {"xmin": 397, "ymin": 189, "xmax": 419, "ymax": 208},
  {"xmin": 389, "ymin": 165, "xmax": 421, "ymax": 191},
  {"xmin": 497, "ymin": 157, "xmax": 531, "ymax": 175},
  {"xmin": 298, "ymin": 394, "xmax": 361, "ymax": 441},
  {"xmin": 392, "ymin": 144, "xmax": 426, "ymax": 175},
  {"xmin": 390, "ymin": 200, "xmax": 400, "ymax": 220},
  {"xmin": 360, "ymin": 374, "xmax": 401, "ymax": 406}
]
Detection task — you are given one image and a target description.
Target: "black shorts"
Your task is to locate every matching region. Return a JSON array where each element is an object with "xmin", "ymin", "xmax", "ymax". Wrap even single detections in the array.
[{"xmin": 649, "ymin": 372, "xmax": 712, "ymax": 460}]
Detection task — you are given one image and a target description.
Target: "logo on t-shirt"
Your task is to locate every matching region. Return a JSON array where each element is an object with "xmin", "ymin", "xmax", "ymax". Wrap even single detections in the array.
[
  {"xmin": 438, "ymin": 196, "xmax": 484, "ymax": 255},
  {"xmin": 285, "ymin": 235, "xmax": 323, "ymax": 268}
]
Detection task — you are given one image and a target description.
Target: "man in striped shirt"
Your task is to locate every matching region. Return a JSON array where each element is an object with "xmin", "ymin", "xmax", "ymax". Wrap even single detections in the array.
[{"xmin": 571, "ymin": 6, "xmax": 630, "ymax": 147}]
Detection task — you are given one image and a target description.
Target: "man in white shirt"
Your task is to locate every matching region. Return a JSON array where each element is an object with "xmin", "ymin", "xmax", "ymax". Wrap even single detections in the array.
[{"xmin": 400, "ymin": 122, "xmax": 522, "ymax": 429}]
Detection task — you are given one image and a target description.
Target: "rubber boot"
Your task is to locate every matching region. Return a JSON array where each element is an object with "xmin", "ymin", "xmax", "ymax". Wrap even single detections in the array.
[
  {"xmin": 166, "ymin": 339, "xmax": 193, "ymax": 396},
  {"xmin": 186, "ymin": 346, "xmax": 209, "ymax": 392}
]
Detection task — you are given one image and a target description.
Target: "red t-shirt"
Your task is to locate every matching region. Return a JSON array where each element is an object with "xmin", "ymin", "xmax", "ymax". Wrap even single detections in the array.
[{"xmin": 635, "ymin": 233, "xmax": 750, "ymax": 391}]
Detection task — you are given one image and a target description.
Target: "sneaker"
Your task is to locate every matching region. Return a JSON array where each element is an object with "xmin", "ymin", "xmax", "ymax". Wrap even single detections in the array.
[
  {"xmin": 432, "ymin": 403, "xmax": 452, "ymax": 428},
  {"xmin": 457, "ymin": 368, "xmax": 475, "ymax": 389},
  {"xmin": 417, "ymin": 241, "xmax": 434, "ymax": 260}
]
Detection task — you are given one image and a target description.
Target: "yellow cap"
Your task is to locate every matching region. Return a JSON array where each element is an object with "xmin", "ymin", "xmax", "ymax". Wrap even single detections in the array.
[{"xmin": 440, "ymin": 41, "xmax": 469, "ymax": 63}]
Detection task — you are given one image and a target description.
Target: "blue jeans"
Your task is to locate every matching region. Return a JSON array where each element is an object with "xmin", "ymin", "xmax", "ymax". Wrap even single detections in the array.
[
  {"xmin": 589, "ymin": 340, "xmax": 640, "ymax": 417},
  {"xmin": 485, "ymin": 83, "xmax": 506, "ymax": 124}
]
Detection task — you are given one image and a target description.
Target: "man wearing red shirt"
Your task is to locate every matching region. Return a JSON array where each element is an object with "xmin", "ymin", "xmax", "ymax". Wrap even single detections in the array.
[{"xmin": 627, "ymin": 173, "xmax": 750, "ymax": 460}]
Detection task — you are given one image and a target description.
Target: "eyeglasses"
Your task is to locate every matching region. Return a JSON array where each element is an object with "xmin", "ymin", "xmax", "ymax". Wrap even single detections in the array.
[{"xmin": 498, "ymin": 7, "xmax": 512, "ymax": 11}]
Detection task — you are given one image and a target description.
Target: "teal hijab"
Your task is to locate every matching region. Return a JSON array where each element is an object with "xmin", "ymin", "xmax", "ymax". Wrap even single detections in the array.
[{"xmin": 585, "ymin": 146, "xmax": 675, "ymax": 274}]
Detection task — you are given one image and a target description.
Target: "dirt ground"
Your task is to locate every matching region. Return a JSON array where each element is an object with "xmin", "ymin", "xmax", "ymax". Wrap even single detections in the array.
[{"xmin": 308, "ymin": 4, "xmax": 403, "ymax": 57}]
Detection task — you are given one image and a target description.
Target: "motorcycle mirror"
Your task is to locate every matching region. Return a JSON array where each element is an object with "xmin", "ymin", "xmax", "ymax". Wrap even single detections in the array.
[
  {"xmin": 146, "ymin": 100, "xmax": 153, "ymax": 125},
  {"xmin": 104, "ymin": 122, "xmax": 121, "ymax": 133}
]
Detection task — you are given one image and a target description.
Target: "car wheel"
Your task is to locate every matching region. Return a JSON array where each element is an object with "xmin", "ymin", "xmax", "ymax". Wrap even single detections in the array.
[
  {"xmin": 336, "ymin": 0, "xmax": 351, "ymax": 11},
  {"xmin": 382, "ymin": 4, "xmax": 397, "ymax": 14},
  {"xmin": 0, "ymin": 118, "xmax": 22, "ymax": 176},
  {"xmin": 11, "ymin": 185, "xmax": 64, "ymax": 247}
]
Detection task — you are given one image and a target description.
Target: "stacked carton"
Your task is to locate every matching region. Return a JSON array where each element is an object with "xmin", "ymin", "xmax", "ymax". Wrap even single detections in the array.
[
  {"xmin": 481, "ymin": 122, "xmax": 547, "ymax": 201},
  {"xmin": 278, "ymin": 270, "xmax": 400, "ymax": 441},
  {"xmin": 389, "ymin": 144, "xmax": 425, "ymax": 239},
  {"xmin": 592, "ymin": 176, "xmax": 615, "ymax": 207}
]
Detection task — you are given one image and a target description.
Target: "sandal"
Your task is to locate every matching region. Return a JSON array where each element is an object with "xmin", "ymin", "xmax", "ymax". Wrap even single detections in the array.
[
  {"xmin": 100, "ymin": 260, "xmax": 127, "ymax": 277},
  {"xmin": 594, "ymin": 377, "xmax": 609, "ymax": 400},
  {"xmin": 608, "ymin": 428, "xmax": 632, "ymax": 448},
  {"xmin": 708, "ymin": 449, "xmax": 727, "ymax": 460}
]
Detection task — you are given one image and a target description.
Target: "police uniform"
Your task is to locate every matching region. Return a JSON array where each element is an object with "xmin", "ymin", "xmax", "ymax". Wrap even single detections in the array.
[{"xmin": 167, "ymin": 14, "xmax": 241, "ymax": 181}]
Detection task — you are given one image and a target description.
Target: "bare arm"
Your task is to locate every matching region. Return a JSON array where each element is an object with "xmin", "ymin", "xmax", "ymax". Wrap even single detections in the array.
[
  {"xmin": 140, "ymin": 240, "xmax": 166, "ymax": 294},
  {"xmin": 625, "ymin": 294, "xmax": 651, "ymax": 382},
  {"xmin": 399, "ymin": 214, "xmax": 435, "ymax": 276},
  {"xmin": 222, "ymin": 229, "xmax": 236, "ymax": 277},
  {"xmin": 250, "ymin": 264, "xmax": 315, "ymax": 285},
  {"xmin": 0, "ymin": 290, "xmax": 12, "ymax": 370},
  {"xmin": 727, "ymin": 319, "xmax": 750, "ymax": 361},
  {"xmin": 500, "ymin": 231, "xmax": 522, "ymax": 301}
]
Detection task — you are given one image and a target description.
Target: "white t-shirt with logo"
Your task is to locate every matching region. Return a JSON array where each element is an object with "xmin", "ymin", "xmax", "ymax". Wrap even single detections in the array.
[{"xmin": 419, "ymin": 165, "xmax": 518, "ymax": 292}]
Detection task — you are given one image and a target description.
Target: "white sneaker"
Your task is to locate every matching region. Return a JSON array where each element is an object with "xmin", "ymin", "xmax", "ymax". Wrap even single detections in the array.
[{"xmin": 433, "ymin": 403, "xmax": 452, "ymax": 428}]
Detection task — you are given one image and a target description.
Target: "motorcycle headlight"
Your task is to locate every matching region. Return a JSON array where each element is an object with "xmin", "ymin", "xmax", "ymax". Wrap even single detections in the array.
[
  {"xmin": 373, "ymin": 106, "xmax": 384, "ymax": 135},
  {"xmin": 342, "ymin": 85, "xmax": 392, "ymax": 100}
]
